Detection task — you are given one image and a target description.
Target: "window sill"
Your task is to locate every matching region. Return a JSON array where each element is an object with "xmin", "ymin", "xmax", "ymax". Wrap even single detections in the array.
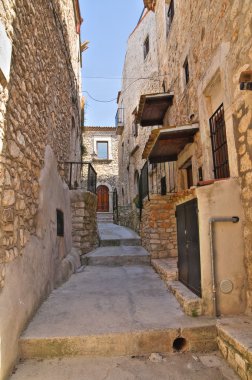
[{"xmin": 93, "ymin": 158, "xmax": 113, "ymax": 163}]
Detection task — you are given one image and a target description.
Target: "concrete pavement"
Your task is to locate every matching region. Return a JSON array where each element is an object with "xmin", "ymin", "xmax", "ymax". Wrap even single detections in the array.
[{"xmin": 11, "ymin": 352, "xmax": 238, "ymax": 380}]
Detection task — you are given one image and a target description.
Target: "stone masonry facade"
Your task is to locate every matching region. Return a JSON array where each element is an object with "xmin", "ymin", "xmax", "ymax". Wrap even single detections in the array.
[
  {"xmin": 140, "ymin": 190, "xmax": 195, "ymax": 259},
  {"xmin": 117, "ymin": 9, "xmax": 160, "ymax": 210},
  {"xmin": 0, "ymin": 1, "xmax": 83, "ymax": 378},
  {"xmin": 148, "ymin": 0, "xmax": 252, "ymax": 312},
  {"xmin": 0, "ymin": 0, "xmax": 82, "ymax": 271},
  {"xmin": 71, "ymin": 190, "xmax": 98, "ymax": 256},
  {"xmin": 82, "ymin": 126, "xmax": 119, "ymax": 210}
]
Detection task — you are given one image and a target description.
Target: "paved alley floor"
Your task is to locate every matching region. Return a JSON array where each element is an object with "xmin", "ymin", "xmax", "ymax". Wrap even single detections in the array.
[
  {"xmin": 98, "ymin": 223, "xmax": 140, "ymax": 242},
  {"xmin": 11, "ymin": 352, "xmax": 238, "ymax": 380},
  {"xmin": 19, "ymin": 265, "xmax": 214, "ymax": 338},
  {"xmin": 13, "ymin": 223, "xmax": 239, "ymax": 379}
]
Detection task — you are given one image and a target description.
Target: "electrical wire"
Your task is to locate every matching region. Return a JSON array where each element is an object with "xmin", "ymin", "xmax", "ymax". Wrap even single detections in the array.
[{"xmin": 82, "ymin": 76, "xmax": 162, "ymax": 103}]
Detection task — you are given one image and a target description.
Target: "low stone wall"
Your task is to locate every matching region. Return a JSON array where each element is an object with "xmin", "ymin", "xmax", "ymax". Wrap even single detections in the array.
[
  {"xmin": 118, "ymin": 205, "xmax": 140, "ymax": 233},
  {"xmin": 71, "ymin": 190, "xmax": 98, "ymax": 256},
  {"xmin": 140, "ymin": 190, "xmax": 195, "ymax": 259}
]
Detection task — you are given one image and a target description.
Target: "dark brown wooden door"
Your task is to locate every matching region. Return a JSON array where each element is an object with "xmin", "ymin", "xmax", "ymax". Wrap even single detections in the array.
[
  {"xmin": 176, "ymin": 199, "xmax": 201, "ymax": 297},
  {"xmin": 97, "ymin": 185, "xmax": 109, "ymax": 212}
]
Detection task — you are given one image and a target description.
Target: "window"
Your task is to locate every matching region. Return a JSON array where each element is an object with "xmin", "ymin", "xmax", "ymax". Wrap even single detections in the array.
[
  {"xmin": 132, "ymin": 120, "xmax": 138, "ymax": 137},
  {"xmin": 166, "ymin": 0, "xmax": 174, "ymax": 36},
  {"xmin": 209, "ymin": 104, "xmax": 230, "ymax": 179},
  {"xmin": 184, "ymin": 57, "xmax": 189, "ymax": 85},
  {"xmin": 161, "ymin": 176, "xmax": 167, "ymax": 195},
  {"xmin": 56, "ymin": 209, "xmax": 64, "ymax": 237},
  {"xmin": 198, "ymin": 167, "xmax": 203, "ymax": 182},
  {"xmin": 97, "ymin": 141, "xmax": 108, "ymax": 159},
  {"xmin": 143, "ymin": 35, "xmax": 149, "ymax": 60}
]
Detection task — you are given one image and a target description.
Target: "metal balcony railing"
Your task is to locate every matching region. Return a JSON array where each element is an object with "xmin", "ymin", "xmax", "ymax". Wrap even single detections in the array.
[
  {"xmin": 139, "ymin": 160, "xmax": 177, "ymax": 218},
  {"xmin": 58, "ymin": 161, "xmax": 97, "ymax": 194}
]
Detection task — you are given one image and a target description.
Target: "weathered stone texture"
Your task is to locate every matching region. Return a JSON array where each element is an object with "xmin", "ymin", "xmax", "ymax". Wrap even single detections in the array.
[
  {"xmin": 71, "ymin": 190, "xmax": 99, "ymax": 255},
  {"xmin": 140, "ymin": 190, "xmax": 195, "ymax": 259},
  {"xmin": 117, "ymin": 9, "xmax": 160, "ymax": 208},
  {"xmin": 82, "ymin": 127, "xmax": 119, "ymax": 191},
  {"xmin": 0, "ymin": 1, "xmax": 82, "ymax": 378},
  {"xmin": 118, "ymin": 205, "xmax": 140, "ymax": 233},
  {"xmin": 153, "ymin": 0, "xmax": 252, "ymax": 310},
  {"xmin": 0, "ymin": 0, "xmax": 81, "ymax": 268}
]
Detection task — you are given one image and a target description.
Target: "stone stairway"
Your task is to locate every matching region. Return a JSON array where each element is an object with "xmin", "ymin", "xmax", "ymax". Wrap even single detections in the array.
[
  {"xmin": 96, "ymin": 212, "xmax": 114, "ymax": 223},
  {"xmin": 16, "ymin": 223, "xmax": 219, "ymax": 377}
]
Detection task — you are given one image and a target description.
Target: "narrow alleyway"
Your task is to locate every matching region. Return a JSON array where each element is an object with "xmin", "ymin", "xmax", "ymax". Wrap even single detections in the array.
[{"xmin": 11, "ymin": 223, "xmax": 238, "ymax": 379}]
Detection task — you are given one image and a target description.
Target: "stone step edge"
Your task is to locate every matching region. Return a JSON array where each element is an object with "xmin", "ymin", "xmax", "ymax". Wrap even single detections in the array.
[
  {"xmin": 217, "ymin": 324, "xmax": 252, "ymax": 379},
  {"xmin": 19, "ymin": 325, "xmax": 217, "ymax": 360},
  {"xmin": 151, "ymin": 261, "xmax": 202, "ymax": 317},
  {"xmin": 164, "ymin": 280, "xmax": 203, "ymax": 317},
  {"xmin": 99, "ymin": 239, "xmax": 141, "ymax": 247},
  {"xmin": 151, "ymin": 259, "xmax": 178, "ymax": 282}
]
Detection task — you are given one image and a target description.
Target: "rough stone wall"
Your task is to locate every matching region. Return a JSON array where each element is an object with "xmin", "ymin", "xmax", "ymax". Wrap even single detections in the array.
[
  {"xmin": 118, "ymin": 205, "xmax": 140, "ymax": 233},
  {"xmin": 117, "ymin": 9, "xmax": 161, "ymax": 210},
  {"xmin": 71, "ymin": 190, "xmax": 98, "ymax": 256},
  {"xmin": 0, "ymin": 1, "xmax": 82, "ymax": 378},
  {"xmin": 153, "ymin": 0, "xmax": 252, "ymax": 311},
  {"xmin": 140, "ymin": 190, "xmax": 195, "ymax": 258},
  {"xmin": 0, "ymin": 0, "xmax": 81, "ymax": 267},
  {"xmin": 82, "ymin": 127, "xmax": 119, "ymax": 192}
]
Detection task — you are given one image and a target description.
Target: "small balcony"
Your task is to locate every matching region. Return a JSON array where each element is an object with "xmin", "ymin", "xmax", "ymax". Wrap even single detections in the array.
[{"xmin": 115, "ymin": 108, "xmax": 124, "ymax": 135}]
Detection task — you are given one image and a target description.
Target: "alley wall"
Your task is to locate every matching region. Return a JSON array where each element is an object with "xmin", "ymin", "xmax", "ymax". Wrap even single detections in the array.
[{"xmin": 0, "ymin": 1, "xmax": 82, "ymax": 378}]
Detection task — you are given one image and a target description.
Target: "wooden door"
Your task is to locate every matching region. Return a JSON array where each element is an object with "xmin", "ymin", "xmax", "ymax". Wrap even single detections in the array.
[
  {"xmin": 97, "ymin": 185, "xmax": 109, "ymax": 212},
  {"xmin": 176, "ymin": 199, "xmax": 201, "ymax": 297}
]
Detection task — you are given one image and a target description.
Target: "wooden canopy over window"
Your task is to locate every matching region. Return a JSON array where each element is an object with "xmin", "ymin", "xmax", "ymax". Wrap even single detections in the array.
[
  {"xmin": 142, "ymin": 124, "xmax": 199, "ymax": 163},
  {"xmin": 137, "ymin": 93, "xmax": 174, "ymax": 126},
  {"xmin": 143, "ymin": 0, "xmax": 156, "ymax": 11}
]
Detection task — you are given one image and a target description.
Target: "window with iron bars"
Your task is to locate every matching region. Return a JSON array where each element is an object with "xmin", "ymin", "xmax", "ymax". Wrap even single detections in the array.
[
  {"xmin": 209, "ymin": 104, "xmax": 230, "ymax": 179},
  {"xmin": 166, "ymin": 0, "xmax": 174, "ymax": 36},
  {"xmin": 132, "ymin": 120, "xmax": 138, "ymax": 137}
]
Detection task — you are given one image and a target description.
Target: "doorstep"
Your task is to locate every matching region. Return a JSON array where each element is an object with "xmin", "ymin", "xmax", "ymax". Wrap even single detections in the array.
[
  {"xmin": 167, "ymin": 281, "xmax": 203, "ymax": 317},
  {"xmin": 152, "ymin": 258, "xmax": 202, "ymax": 317}
]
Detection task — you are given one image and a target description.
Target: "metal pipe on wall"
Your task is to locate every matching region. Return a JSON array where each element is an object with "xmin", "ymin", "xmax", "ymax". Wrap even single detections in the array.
[{"xmin": 209, "ymin": 216, "xmax": 239, "ymax": 317}]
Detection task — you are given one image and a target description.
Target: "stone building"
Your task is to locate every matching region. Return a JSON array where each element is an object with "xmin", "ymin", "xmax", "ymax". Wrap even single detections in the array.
[
  {"xmin": 0, "ymin": 1, "xmax": 87, "ymax": 378},
  {"xmin": 82, "ymin": 126, "xmax": 119, "ymax": 222},
  {"xmin": 116, "ymin": 8, "xmax": 160, "ymax": 229},
  {"xmin": 117, "ymin": 0, "xmax": 252, "ymax": 326}
]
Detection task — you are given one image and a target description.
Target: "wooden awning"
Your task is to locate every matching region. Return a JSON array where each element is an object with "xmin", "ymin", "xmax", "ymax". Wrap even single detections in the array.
[
  {"xmin": 142, "ymin": 124, "xmax": 199, "ymax": 163},
  {"xmin": 143, "ymin": 0, "xmax": 156, "ymax": 11},
  {"xmin": 137, "ymin": 93, "xmax": 174, "ymax": 126}
]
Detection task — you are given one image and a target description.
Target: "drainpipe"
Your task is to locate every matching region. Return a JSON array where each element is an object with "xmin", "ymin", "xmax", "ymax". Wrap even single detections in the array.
[{"xmin": 209, "ymin": 216, "xmax": 239, "ymax": 317}]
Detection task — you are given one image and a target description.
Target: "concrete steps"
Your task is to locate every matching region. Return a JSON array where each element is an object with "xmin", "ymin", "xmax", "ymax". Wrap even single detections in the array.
[
  {"xmin": 17, "ymin": 223, "xmax": 217, "ymax": 369},
  {"xmin": 19, "ymin": 324, "xmax": 217, "ymax": 360},
  {"xmin": 97, "ymin": 212, "xmax": 114, "ymax": 223},
  {"xmin": 98, "ymin": 223, "xmax": 141, "ymax": 247},
  {"xmin": 84, "ymin": 246, "xmax": 150, "ymax": 266}
]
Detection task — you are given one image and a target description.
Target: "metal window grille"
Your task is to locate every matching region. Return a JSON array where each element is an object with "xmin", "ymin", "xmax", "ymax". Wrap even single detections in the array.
[{"xmin": 209, "ymin": 104, "xmax": 230, "ymax": 179}]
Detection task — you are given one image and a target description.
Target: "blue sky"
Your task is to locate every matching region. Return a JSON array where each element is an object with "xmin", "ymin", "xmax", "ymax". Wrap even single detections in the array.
[{"xmin": 80, "ymin": 1, "xmax": 144, "ymax": 126}]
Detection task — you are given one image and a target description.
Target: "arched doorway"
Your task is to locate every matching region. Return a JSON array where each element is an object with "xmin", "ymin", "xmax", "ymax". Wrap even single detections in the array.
[{"xmin": 97, "ymin": 185, "xmax": 109, "ymax": 212}]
